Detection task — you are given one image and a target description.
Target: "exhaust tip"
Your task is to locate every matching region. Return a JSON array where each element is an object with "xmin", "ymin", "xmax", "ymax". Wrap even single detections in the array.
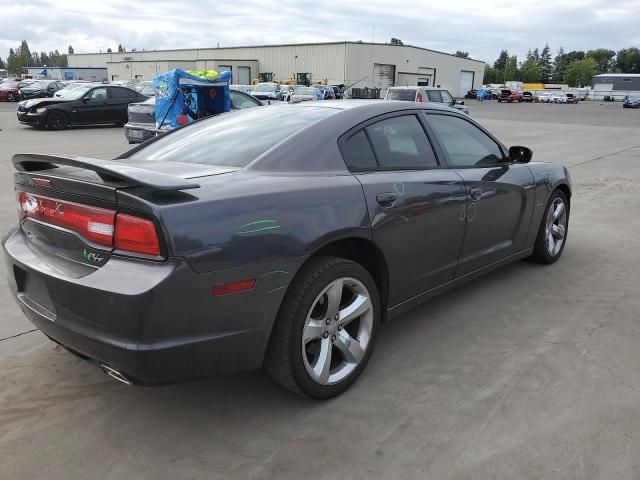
[{"xmin": 100, "ymin": 364, "xmax": 132, "ymax": 386}]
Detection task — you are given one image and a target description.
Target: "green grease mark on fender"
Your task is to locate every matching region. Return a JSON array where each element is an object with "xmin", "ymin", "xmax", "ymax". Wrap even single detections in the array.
[
  {"xmin": 393, "ymin": 182, "xmax": 406, "ymax": 196},
  {"xmin": 237, "ymin": 219, "xmax": 280, "ymax": 235}
]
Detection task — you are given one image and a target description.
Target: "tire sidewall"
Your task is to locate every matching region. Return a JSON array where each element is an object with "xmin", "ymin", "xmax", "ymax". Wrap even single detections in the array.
[
  {"xmin": 48, "ymin": 111, "xmax": 67, "ymax": 130},
  {"xmin": 288, "ymin": 260, "xmax": 381, "ymax": 399},
  {"xmin": 535, "ymin": 190, "xmax": 570, "ymax": 264}
]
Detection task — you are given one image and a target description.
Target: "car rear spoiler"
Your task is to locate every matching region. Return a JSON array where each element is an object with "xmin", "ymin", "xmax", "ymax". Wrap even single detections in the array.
[{"xmin": 12, "ymin": 153, "xmax": 200, "ymax": 191}]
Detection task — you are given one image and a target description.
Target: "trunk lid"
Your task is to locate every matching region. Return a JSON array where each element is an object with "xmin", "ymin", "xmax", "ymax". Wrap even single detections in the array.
[{"xmin": 13, "ymin": 153, "xmax": 236, "ymax": 273}]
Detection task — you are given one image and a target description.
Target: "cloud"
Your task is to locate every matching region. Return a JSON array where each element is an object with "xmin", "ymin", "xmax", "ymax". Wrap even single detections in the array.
[{"xmin": 1, "ymin": 0, "xmax": 639, "ymax": 63}]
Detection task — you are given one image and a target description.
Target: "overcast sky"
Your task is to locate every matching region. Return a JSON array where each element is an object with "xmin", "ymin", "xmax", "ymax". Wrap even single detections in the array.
[{"xmin": 2, "ymin": 0, "xmax": 639, "ymax": 64}]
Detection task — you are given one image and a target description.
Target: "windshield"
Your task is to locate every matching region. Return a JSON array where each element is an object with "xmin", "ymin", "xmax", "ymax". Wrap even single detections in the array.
[
  {"xmin": 62, "ymin": 85, "xmax": 93, "ymax": 100},
  {"xmin": 129, "ymin": 107, "xmax": 337, "ymax": 168},
  {"xmin": 387, "ymin": 89, "xmax": 417, "ymax": 101},
  {"xmin": 27, "ymin": 81, "xmax": 50, "ymax": 89},
  {"xmin": 254, "ymin": 84, "xmax": 277, "ymax": 92},
  {"xmin": 2, "ymin": 81, "xmax": 19, "ymax": 88}
]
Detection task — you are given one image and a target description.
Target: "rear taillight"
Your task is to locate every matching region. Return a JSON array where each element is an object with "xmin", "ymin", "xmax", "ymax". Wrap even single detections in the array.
[
  {"xmin": 416, "ymin": 93, "xmax": 423, "ymax": 102},
  {"xmin": 17, "ymin": 191, "xmax": 162, "ymax": 257},
  {"xmin": 114, "ymin": 214, "xmax": 161, "ymax": 256},
  {"xmin": 18, "ymin": 191, "xmax": 115, "ymax": 246}
]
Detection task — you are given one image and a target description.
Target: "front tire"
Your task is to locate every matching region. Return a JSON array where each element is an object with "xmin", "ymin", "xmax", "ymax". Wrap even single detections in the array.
[
  {"xmin": 47, "ymin": 111, "xmax": 68, "ymax": 130},
  {"xmin": 531, "ymin": 190, "xmax": 569, "ymax": 264},
  {"xmin": 265, "ymin": 256, "xmax": 380, "ymax": 399},
  {"xmin": 7, "ymin": 92, "xmax": 16, "ymax": 102}
]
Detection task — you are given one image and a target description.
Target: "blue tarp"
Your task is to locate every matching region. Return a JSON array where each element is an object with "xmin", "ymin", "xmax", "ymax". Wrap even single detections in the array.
[{"xmin": 152, "ymin": 69, "xmax": 232, "ymax": 129}]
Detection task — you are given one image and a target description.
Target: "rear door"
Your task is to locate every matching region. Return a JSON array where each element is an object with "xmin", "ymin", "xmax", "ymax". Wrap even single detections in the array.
[
  {"xmin": 340, "ymin": 112, "xmax": 467, "ymax": 306},
  {"xmin": 423, "ymin": 112, "xmax": 535, "ymax": 276}
]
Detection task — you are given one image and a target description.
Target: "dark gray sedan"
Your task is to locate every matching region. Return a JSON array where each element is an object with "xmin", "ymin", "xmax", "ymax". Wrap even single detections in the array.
[{"xmin": 3, "ymin": 101, "xmax": 571, "ymax": 398}]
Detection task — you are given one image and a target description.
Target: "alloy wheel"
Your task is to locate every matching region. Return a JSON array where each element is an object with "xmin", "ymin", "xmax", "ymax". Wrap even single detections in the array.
[
  {"xmin": 545, "ymin": 197, "xmax": 567, "ymax": 256},
  {"xmin": 301, "ymin": 277, "xmax": 374, "ymax": 385}
]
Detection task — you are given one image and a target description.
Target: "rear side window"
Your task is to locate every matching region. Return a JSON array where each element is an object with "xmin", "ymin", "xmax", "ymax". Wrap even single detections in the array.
[
  {"xmin": 441, "ymin": 90, "xmax": 454, "ymax": 104},
  {"xmin": 387, "ymin": 89, "xmax": 417, "ymax": 101},
  {"xmin": 365, "ymin": 115, "xmax": 438, "ymax": 169},
  {"xmin": 340, "ymin": 130, "xmax": 377, "ymax": 170},
  {"xmin": 129, "ymin": 106, "xmax": 337, "ymax": 167},
  {"xmin": 426, "ymin": 90, "xmax": 443, "ymax": 103}
]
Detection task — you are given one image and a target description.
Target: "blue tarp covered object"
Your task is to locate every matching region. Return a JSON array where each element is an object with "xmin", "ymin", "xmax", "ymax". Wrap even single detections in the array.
[{"xmin": 152, "ymin": 69, "xmax": 232, "ymax": 129}]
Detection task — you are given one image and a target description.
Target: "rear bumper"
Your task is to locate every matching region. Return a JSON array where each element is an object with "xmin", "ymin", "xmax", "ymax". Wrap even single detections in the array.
[
  {"xmin": 3, "ymin": 227, "xmax": 299, "ymax": 384},
  {"xmin": 124, "ymin": 123, "xmax": 158, "ymax": 144}
]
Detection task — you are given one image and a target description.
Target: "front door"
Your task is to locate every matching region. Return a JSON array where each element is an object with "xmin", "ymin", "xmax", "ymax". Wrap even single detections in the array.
[
  {"xmin": 424, "ymin": 112, "xmax": 536, "ymax": 276},
  {"xmin": 73, "ymin": 87, "xmax": 109, "ymax": 124},
  {"xmin": 339, "ymin": 112, "xmax": 467, "ymax": 306}
]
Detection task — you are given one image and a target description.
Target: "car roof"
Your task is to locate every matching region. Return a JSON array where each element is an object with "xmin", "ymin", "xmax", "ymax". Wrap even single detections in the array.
[
  {"xmin": 388, "ymin": 86, "xmax": 446, "ymax": 91},
  {"xmin": 282, "ymin": 99, "xmax": 462, "ymax": 114}
]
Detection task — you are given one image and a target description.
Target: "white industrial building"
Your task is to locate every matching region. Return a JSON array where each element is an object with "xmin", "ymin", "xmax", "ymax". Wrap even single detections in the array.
[{"xmin": 68, "ymin": 41, "xmax": 485, "ymax": 97}]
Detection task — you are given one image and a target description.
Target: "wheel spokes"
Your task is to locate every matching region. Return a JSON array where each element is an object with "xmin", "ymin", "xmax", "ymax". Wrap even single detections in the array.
[
  {"xmin": 552, "ymin": 224, "xmax": 565, "ymax": 240},
  {"xmin": 553, "ymin": 201, "xmax": 565, "ymax": 220},
  {"xmin": 324, "ymin": 279, "xmax": 343, "ymax": 318},
  {"xmin": 334, "ymin": 330, "xmax": 365, "ymax": 364},
  {"xmin": 303, "ymin": 319, "xmax": 325, "ymax": 344},
  {"xmin": 338, "ymin": 294, "xmax": 371, "ymax": 327},
  {"xmin": 311, "ymin": 337, "xmax": 333, "ymax": 383}
]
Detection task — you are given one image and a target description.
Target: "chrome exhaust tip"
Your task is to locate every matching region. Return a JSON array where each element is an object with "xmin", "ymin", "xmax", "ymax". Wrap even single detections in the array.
[{"xmin": 100, "ymin": 364, "xmax": 132, "ymax": 385}]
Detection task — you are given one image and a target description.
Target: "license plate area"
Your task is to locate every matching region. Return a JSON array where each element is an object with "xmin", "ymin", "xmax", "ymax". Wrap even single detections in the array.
[{"xmin": 14, "ymin": 265, "xmax": 57, "ymax": 321}]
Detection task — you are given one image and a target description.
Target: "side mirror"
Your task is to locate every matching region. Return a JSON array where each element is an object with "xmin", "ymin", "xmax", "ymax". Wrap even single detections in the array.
[
  {"xmin": 82, "ymin": 97, "xmax": 90, "ymax": 103},
  {"xmin": 457, "ymin": 100, "xmax": 465, "ymax": 105},
  {"xmin": 509, "ymin": 146, "xmax": 533, "ymax": 163}
]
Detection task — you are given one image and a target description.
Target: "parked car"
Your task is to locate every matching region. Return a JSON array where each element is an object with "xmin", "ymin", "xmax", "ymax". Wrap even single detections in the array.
[
  {"xmin": 3, "ymin": 101, "xmax": 572, "ymax": 398},
  {"xmin": 385, "ymin": 86, "xmax": 469, "ymax": 114},
  {"xmin": 329, "ymin": 85, "xmax": 344, "ymax": 99},
  {"xmin": 521, "ymin": 92, "xmax": 538, "ymax": 103},
  {"xmin": 19, "ymin": 80, "xmax": 66, "ymax": 100},
  {"xmin": 551, "ymin": 93, "xmax": 567, "ymax": 103},
  {"xmin": 230, "ymin": 84, "xmax": 254, "ymax": 94},
  {"xmin": 497, "ymin": 89, "xmax": 523, "ymax": 102},
  {"xmin": 0, "ymin": 80, "xmax": 21, "ymax": 102},
  {"xmin": 538, "ymin": 93, "xmax": 553, "ymax": 103},
  {"xmin": 311, "ymin": 84, "xmax": 336, "ymax": 100},
  {"xmin": 623, "ymin": 96, "xmax": 640, "ymax": 108},
  {"xmin": 16, "ymin": 84, "xmax": 148, "ymax": 129},
  {"xmin": 290, "ymin": 86, "xmax": 322, "ymax": 103},
  {"xmin": 124, "ymin": 88, "xmax": 263, "ymax": 143},
  {"xmin": 279, "ymin": 85, "xmax": 298, "ymax": 102},
  {"xmin": 565, "ymin": 93, "xmax": 579, "ymax": 104},
  {"xmin": 251, "ymin": 82, "xmax": 283, "ymax": 101}
]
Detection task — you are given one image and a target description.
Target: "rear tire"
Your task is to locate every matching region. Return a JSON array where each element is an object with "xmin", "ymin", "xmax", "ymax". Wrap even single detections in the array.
[
  {"xmin": 47, "ymin": 111, "xmax": 68, "ymax": 130},
  {"xmin": 7, "ymin": 92, "xmax": 16, "ymax": 102},
  {"xmin": 264, "ymin": 256, "xmax": 380, "ymax": 399},
  {"xmin": 530, "ymin": 190, "xmax": 569, "ymax": 264}
]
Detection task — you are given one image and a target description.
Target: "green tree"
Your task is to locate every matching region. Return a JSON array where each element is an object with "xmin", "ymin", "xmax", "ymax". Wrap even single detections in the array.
[
  {"xmin": 554, "ymin": 47, "xmax": 567, "ymax": 83},
  {"xmin": 106, "ymin": 47, "xmax": 112, "ymax": 53},
  {"xmin": 615, "ymin": 47, "xmax": 640, "ymax": 73},
  {"xmin": 40, "ymin": 51, "xmax": 50, "ymax": 66},
  {"xmin": 519, "ymin": 57, "xmax": 542, "ymax": 82},
  {"xmin": 454, "ymin": 50, "xmax": 469, "ymax": 58},
  {"xmin": 565, "ymin": 51, "xmax": 585, "ymax": 63},
  {"xmin": 494, "ymin": 50, "xmax": 509, "ymax": 71},
  {"xmin": 0, "ymin": 57, "xmax": 5, "ymax": 70},
  {"xmin": 483, "ymin": 65, "xmax": 502, "ymax": 84},
  {"xmin": 539, "ymin": 44, "xmax": 553, "ymax": 82},
  {"xmin": 390, "ymin": 38, "xmax": 404, "ymax": 45},
  {"xmin": 505, "ymin": 55, "xmax": 519, "ymax": 81},
  {"xmin": 586, "ymin": 49, "xmax": 615, "ymax": 73},
  {"xmin": 565, "ymin": 58, "xmax": 597, "ymax": 87},
  {"xmin": 68, "ymin": 45, "xmax": 74, "ymax": 54},
  {"xmin": 118, "ymin": 44, "xmax": 125, "ymax": 53}
]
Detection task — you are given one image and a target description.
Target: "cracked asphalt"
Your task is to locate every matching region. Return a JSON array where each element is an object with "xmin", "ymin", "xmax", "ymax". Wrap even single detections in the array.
[{"xmin": 1, "ymin": 100, "xmax": 639, "ymax": 479}]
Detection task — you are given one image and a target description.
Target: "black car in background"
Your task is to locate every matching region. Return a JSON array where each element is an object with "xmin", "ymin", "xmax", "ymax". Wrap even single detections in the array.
[
  {"xmin": 17, "ymin": 84, "xmax": 148, "ymax": 129},
  {"xmin": 19, "ymin": 80, "xmax": 66, "ymax": 100},
  {"xmin": 124, "ymin": 88, "xmax": 263, "ymax": 143},
  {"xmin": 623, "ymin": 96, "xmax": 640, "ymax": 108}
]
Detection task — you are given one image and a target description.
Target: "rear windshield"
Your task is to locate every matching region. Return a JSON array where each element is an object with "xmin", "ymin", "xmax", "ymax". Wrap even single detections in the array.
[
  {"xmin": 129, "ymin": 106, "xmax": 337, "ymax": 168},
  {"xmin": 387, "ymin": 89, "xmax": 417, "ymax": 101}
]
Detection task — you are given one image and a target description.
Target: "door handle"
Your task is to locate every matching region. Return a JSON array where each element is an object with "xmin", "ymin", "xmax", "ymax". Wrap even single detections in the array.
[
  {"xmin": 376, "ymin": 192, "xmax": 397, "ymax": 207},
  {"xmin": 469, "ymin": 187, "xmax": 483, "ymax": 201}
]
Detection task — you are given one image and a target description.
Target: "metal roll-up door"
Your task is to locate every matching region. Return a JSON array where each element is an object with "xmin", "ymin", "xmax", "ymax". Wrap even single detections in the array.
[
  {"xmin": 458, "ymin": 71, "xmax": 475, "ymax": 97},
  {"xmin": 373, "ymin": 63, "xmax": 396, "ymax": 89},
  {"xmin": 238, "ymin": 66, "xmax": 250, "ymax": 85}
]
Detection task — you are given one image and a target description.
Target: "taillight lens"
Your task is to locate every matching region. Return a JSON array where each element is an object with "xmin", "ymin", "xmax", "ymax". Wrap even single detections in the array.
[
  {"xmin": 18, "ymin": 191, "xmax": 115, "ymax": 246},
  {"xmin": 17, "ymin": 190, "xmax": 162, "ymax": 257},
  {"xmin": 114, "ymin": 214, "xmax": 161, "ymax": 256},
  {"xmin": 416, "ymin": 93, "xmax": 423, "ymax": 102}
]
